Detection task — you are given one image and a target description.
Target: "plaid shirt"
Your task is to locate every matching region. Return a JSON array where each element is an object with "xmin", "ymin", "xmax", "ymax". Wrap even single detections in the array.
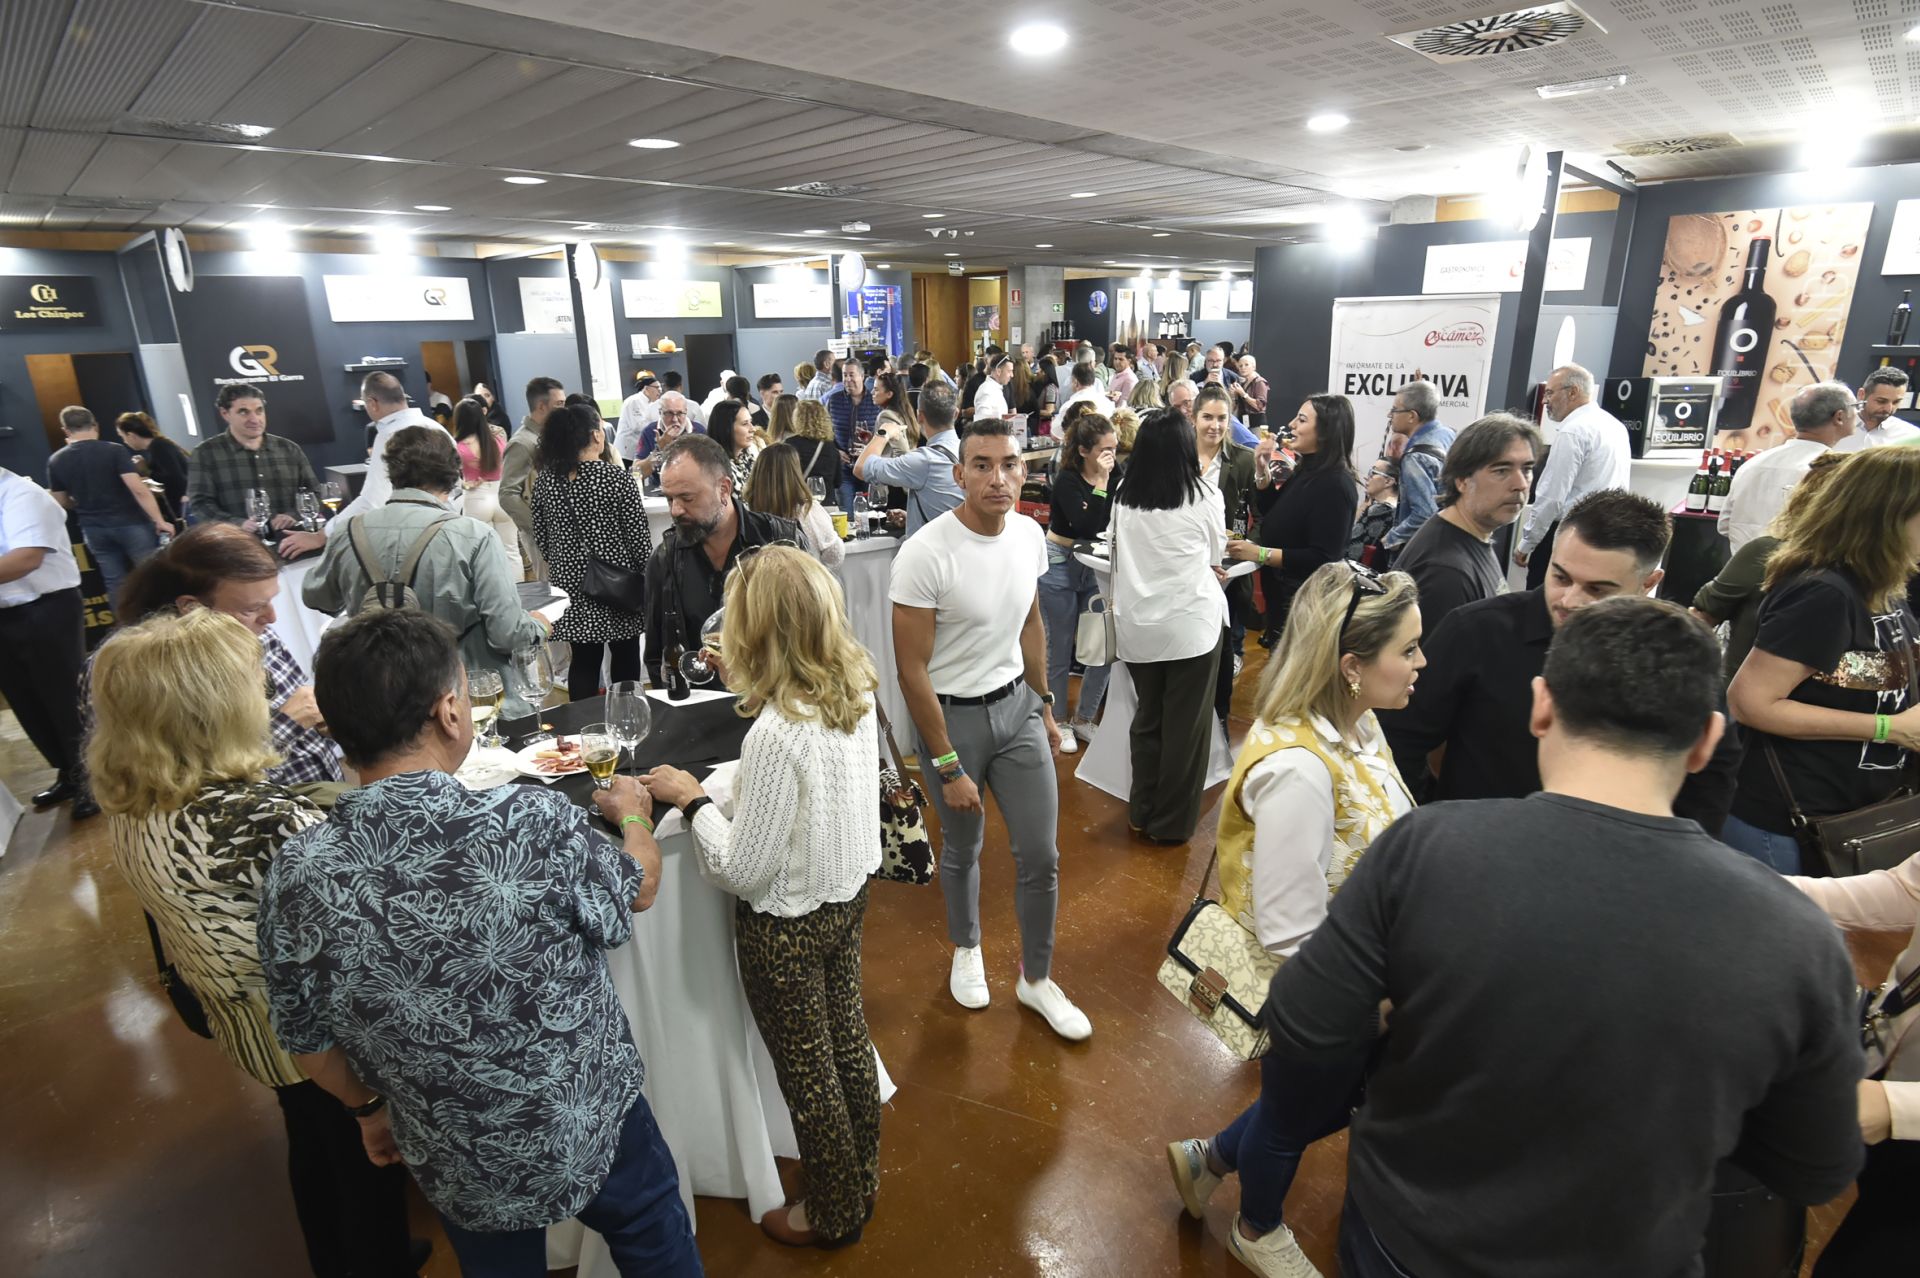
[
  {"xmin": 260, "ymin": 629, "xmax": 342, "ymax": 785},
  {"xmin": 186, "ymin": 431, "xmax": 319, "ymax": 526}
]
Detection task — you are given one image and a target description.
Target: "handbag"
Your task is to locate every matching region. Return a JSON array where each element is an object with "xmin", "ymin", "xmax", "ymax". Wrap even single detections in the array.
[
  {"xmin": 1758, "ymin": 619, "xmax": 1920, "ymax": 877},
  {"xmin": 871, "ymin": 701, "xmax": 935, "ymax": 885},
  {"xmin": 559, "ymin": 479, "xmax": 647, "ymax": 612},
  {"xmin": 144, "ymin": 912, "xmax": 213, "ymax": 1039},
  {"xmin": 1074, "ymin": 600, "xmax": 1109, "ymax": 666},
  {"xmin": 1155, "ymin": 842, "xmax": 1280, "ymax": 1060}
]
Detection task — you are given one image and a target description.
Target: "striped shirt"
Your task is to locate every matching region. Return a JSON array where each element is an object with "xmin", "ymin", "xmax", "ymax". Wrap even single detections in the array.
[{"xmin": 110, "ymin": 780, "xmax": 324, "ymax": 1088}]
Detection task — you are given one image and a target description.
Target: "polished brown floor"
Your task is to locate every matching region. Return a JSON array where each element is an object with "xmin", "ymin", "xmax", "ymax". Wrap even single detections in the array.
[{"xmin": 0, "ymin": 650, "xmax": 1882, "ymax": 1277}]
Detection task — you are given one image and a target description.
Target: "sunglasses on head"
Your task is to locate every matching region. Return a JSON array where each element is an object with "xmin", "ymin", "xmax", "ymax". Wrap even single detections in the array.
[{"xmin": 1339, "ymin": 560, "xmax": 1388, "ymax": 642}]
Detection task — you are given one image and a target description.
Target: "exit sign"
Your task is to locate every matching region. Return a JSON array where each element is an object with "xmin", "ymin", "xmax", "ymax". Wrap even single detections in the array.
[
  {"xmin": 1010, "ymin": 288, "xmax": 1022, "ymax": 304},
  {"xmin": 1051, "ymin": 302, "xmax": 1064, "ymax": 314}
]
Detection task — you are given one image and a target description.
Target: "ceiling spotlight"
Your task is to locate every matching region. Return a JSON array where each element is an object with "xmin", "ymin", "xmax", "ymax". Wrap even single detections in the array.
[
  {"xmin": 1151, "ymin": 232, "xmax": 1171, "ymax": 238},
  {"xmin": 802, "ymin": 228, "xmax": 829, "ymax": 235},
  {"xmin": 711, "ymin": 240, "xmax": 735, "ymax": 246},
  {"xmin": 627, "ymin": 137, "xmax": 681, "ymax": 149},
  {"xmin": 926, "ymin": 227, "xmax": 947, "ymax": 238},
  {"xmin": 1102, "ymin": 260, "xmax": 1118, "ymax": 265},
  {"xmin": 874, "ymin": 262, "xmax": 893, "ymax": 268},
  {"xmin": 947, "ymin": 229, "xmax": 959, "ymax": 239},
  {"xmin": 1010, "ymin": 22, "xmax": 1069, "ymax": 55},
  {"xmin": 1306, "ymin": 112, "xmax": 1350, "ymax": 133},
  {"xmin": 1535, "ymin": 73, "xmax": 1628, "ymax": 99},
  {"xmin": 1034, "ymin": 243, "xmax": 1053, "ymax": 248},
  {"xmin": 1907, "ymin": 23, "xmax": 1920, "ymax": 40},
  {"xmin": 841, "ymin": 221, "xmax": 871, "ymax": 233},
  {"xmin": 246, "ymin": 223, "xmax": 292, "ymax": 253},
  {"xmin": 944, "ymin": 252, "xmax": 959, "ymax": 257},
  {"xmin": 413, "ymin": 204, "xmax": 450, "ymax": 212},
  {"xmin": 502, "ymin": 175, "xmax": 546, "ymax": 185},
  {"xmin": 922, "ymin": 212, "xmax": 946, "ymax": 218},
  {"xmin": 1069, "ymin": 191, "xmax": 1097, "ymax": 199},
  {"xmin": 371, "ymin": 228, "xmax": 412, "ymax": 256}
]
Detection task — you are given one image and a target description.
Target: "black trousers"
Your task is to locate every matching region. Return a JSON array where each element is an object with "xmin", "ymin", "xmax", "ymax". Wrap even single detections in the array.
[
  {"xmin": 1127, "ymin": 635, "xmax": 1223, "ymax": 842},
  {"xmin": 566, "ymin": 637, "xmax": 642, "ymax": 703},
  {"xmin": 273, "ymin": 1080, "xmax": 414, "ymax": 1278},
  {"xmin": 1813, "ymin": 1137, "xmax": 1920, "ymax": 1276},
  {"xmin": 0, "ymin": 588, "xmax": 85, "ymax": 776}
]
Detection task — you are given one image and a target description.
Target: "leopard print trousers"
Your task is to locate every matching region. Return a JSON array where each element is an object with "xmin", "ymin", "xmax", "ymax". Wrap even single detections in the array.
[{"xmin": 735, "ymin": 885, "xmax": 881, "ymax": 1241}]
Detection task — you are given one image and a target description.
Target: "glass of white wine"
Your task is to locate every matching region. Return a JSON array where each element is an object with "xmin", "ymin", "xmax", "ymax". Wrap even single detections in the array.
[
  {"xmin": 581, "ymin": 723, "xmax": 619, "ymax": 790},
  {"xmin": 469, "ymin": 669, "xmax": 506, "ymax": 748}
]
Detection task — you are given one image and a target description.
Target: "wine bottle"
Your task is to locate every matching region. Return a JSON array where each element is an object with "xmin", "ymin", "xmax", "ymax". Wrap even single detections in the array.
[
  {"xmin": 1708, "ymin": 237, "xmax": 1777, "ymax": 432},
  {"xmin": 1892, "ymin": 290, "xmax": 1913, "ymax": 345},
  {"xmin": 1705, "ymin": 454, "xmax": 1730, "ymax": 514},
  {"xmin": 665, "ymin": 644, "xmax": 690, "ymax": 701},
  {"xmin": 1684, "ymin": 454, "xmax": 1710, "ymax": 513}
]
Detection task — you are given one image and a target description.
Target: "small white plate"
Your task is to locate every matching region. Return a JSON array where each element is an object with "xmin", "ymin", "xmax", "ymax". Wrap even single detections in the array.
[{"xmin": 514, "ymin": 734, "xmax": 588, "ymax": 777}]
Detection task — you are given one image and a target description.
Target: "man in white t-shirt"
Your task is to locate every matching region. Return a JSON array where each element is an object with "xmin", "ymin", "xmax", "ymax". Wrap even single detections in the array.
[
  {"xmin": 0, "ymin": 467, "xmax": 87, "ymax": 811},
  {"xmin": 890, "ymin": 419, "xmax": 1092, "ymax": 1042},
  {"xmin": 1718, "ymin": 381, "xmax": 1856, "ymax": 552},
  {"xmin": 1830, "ymin": 366, "xmax": 1919, "ymax": 453}
]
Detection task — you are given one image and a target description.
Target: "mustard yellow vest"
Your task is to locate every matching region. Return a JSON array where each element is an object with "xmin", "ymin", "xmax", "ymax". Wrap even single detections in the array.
[{"xmin": 1217, "ymin": 713, "xmax": 1410, "ymax": 934}]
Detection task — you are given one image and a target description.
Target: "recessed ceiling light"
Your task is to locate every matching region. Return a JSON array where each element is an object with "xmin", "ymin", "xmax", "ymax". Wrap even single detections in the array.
[
  {"xmin": 627, "ymin": 137, "xmax": 681, "ymax": 149},
  {"xmin": 922, "ymin": 212, "xmax": 946, "ymax": 218},
  {"xmin": 246, "ymin": 223, "xmax": 292, "ymax": 252},
  {"xmin": 1010, "ymin": 22, "xmax": 1069, "ymax": 55},
  {"xmin": 1907, "ymin": 22, "xmax": 1920, "ymax": 40},
  {"xmin": 1535, "ymin": 73, "xmax": 1628, "ymax": 99},
  {"xmin": 371, "ymin": 228, "xmax": 412, "ymax": 256},
  {"xmin": 711, "ymin": 240, "xmax": 735, "ymax": 246},
  {"xmin": 1393, "ymin": 143, "xmax": 1430, "ymax": 153},
  {"xmin": 874, "ymin": 262, "xmax": 892, "ymax": 269},
  {"xmin": 944, "ymin": 252, "xmax": 959, "ymax": 257},
  {"xmin": 1034, "ymin": 243, "xmax": 1053, "ymax": 248},
  {"xmin": 1069, "ymin": 191, "xmax": 1097, "ymax": 199},
  {"xmin": 1151, "ymin": 232, "xmax": 1171, "ymax": 237},
  {"xmin": 502, "ymin": 175, "xmax": 546, "ymax": 185},
  {"xmin": 1102, "ymin": 260, "xmax": 1118, "ymax": 265},
  {"xmin": 413, "ymin": 204, "xmax": 451, "ymax": 212},
  {"xmin": 802, "ymin": 228, "xmax": 828, "ymax": 235},
  {"xmin": 1306, "ymin": 112, "xmax": 1350, "ymax": 133}
]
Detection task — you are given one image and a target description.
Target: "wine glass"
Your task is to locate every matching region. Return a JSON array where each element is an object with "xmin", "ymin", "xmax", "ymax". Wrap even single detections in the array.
[
  {"xmin": 295, "ymin": 488, "xmax": 322, "ymax": 531},
  {"xmin": 581, "ymin": 723, "xmax": 619, "ymax": 790},
  {"xmin": 468, "ymin": 669, "xmax": 505, "ymax": 748},
  {"xmin": 808, "ymin": 476, "xmax": 827, "ymax": 505},
  {"xmin": 510, "ymin": 644, "xmax": 553, "ymax": 717},
  {"xmin": 245, "ymin": 488, "xmax": 272, "ymax": 538},
  {"xmin": 678, "ymin": 607, "xmax": 726, "ymax": 687},
  {"xmin": 606, "ymin": 680, "xmax": 650, "ymax": 776},
  {"xmin": 318, "ymin": 480, "xmax": 346, "ymax": 518}
]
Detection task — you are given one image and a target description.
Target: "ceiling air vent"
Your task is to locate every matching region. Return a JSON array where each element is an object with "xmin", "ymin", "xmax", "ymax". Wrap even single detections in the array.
[
  {"xmin": 54, "ymin": 194, "xmax": 164, "ymax": 211},
  {"xmin": 1614, "ymin": 133, "xmax": 1740, "ymax": 157},
  {"xmin": 111, "ymin": 116, "xmax": 275, "ymax": 143},
  {"xmin": 777, "ymin": 182, "xmax": 870, "ymax": 198},
  {"xmin": 1387, "ymin": 3, "xmax": 1601, "ymax": 63}
]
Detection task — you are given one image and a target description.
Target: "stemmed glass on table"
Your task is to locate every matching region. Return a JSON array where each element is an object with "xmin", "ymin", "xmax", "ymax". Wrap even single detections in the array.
[
  {"xmin": 581, "ymin": 724, "xmax": 619, "ymax": 790},
  {"xmin": 469, "ymin": 669, "xmax": 506, "ymax": 748},
  {"xmin": 245, "ymin": 488, "xmax": 273, "ymax": 541},
  {"xmin": 606, "ymin": 680, "xmax": 650, "ymax": 777},
  {"xmin": 318, "ymin": 480, "xmax": 346, "ymax": 519},
  {"xmin": 295, "ymin": 488, "xmax": 323, "ymax": 532},
  {"xmin": 678, "ymin": 607, "xmax": 727, "ymax": 687}
]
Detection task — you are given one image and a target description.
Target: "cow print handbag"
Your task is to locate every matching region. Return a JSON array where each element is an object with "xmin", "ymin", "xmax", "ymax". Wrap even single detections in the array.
[{"xmin": 872, "ymin": 700, "xmax": 935, "ymax": 886}]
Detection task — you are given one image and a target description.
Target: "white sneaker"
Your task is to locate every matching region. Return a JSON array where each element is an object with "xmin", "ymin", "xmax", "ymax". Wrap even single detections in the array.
[
  {"xmin": 1227, "ymin": 1215, "xmax": 1323, "ymax": 1278},
  {"xmin": 1167, "ymin": 1138, "xmax": 1222, "ymax": 1219},
  {"xmin": 949, "ymin": 945, "xmax": 989, "ymax": 1009},
  {"xmin": 1070, "ymin": 717, "xmax": 1098, "ymax": 744},
  {"xmin": 1057, "ymin": 731, "xmax": 1079, "ymax": 755},
  {"xmin": 1015, "ymin": 974, "xmax": 1093, "ymax": 1041},
  {"xmin": 1233, "ymin": 655, "xmax": 1244, "ymax": 679}
]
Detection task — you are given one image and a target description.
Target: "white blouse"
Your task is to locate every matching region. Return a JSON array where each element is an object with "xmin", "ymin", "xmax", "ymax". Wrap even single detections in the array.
[
  {"xmin": 1110, "ymin": 484, "xmax": 1229, "ymax": 663},
  {"xmin": 689, "ymin": 698, "xmax": 881, "ymax": 916},
  {"xmin": 1241, "ymin": 714, "xmax": 1413, "ymax": 956},
  {"xmin": 798, "ymin": 501, "xmax": 845, "ymax": 568}
]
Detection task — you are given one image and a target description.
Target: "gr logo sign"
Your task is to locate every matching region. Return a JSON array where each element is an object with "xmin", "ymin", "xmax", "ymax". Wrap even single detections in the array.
[
  {"xmin": 29, "ymin": 283, "xmax": 58, "ymax": 303},
  {"xmin": 422, "ymin": 287, "xmax": 447, "ymax": 307},
  {"xmin": 229, "ymin": 344, "xmax": 282, "ymax": 377}
]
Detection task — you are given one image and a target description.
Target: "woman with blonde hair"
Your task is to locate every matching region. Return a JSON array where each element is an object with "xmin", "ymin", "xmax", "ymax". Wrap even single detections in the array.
[
  {"xmin": 1111, "ymin": 405, "xmax": 1142, "ymax": 462},
  {"xmin": 767, "ymin": 392, "xmax": 800, "ymax": 444},
  {"xmin": 1167, "ymin": 559, "xmax": 1422, "ymax": 1277},
  {"xmin": 643, "ymin": 546, "xmax": 882, "ymax": 1250},
  {"xmin": 1128, "ymin": 377, "xmax": 1165, "ymax": 412},
  {"xmin": 792, "ymin": 361, "xmax": 817, "ymax": 396},
  {"xmin": 1163, "ymin": 352, "xmax": 1190, "ymax": 386},
  {"xmin": 745, "ymin": 442, "xmax": 843, "ymax": 568},
  {"xmin": 790, "ymin": 397, "xmax": 841, "ymax": 499},
  {"xmin": 90, "ymin": 608, "xmax": 412, "ymax": 1274},
  {"xmin": 1726, "ymin": 445, "xmax": 1920, "ymax": 873}
]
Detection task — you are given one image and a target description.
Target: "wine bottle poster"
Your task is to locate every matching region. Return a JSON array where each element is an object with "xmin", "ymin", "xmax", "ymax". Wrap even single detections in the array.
[{"xmin": 1642, "ymin": 204, "xmax": 1872, "ymax": 452}]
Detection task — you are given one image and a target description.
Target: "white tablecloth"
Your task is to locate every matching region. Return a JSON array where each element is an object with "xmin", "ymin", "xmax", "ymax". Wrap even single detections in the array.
[
  {"xmin": 1070, "ymin": 551, "xmax": 1233, "ymax": 801},
  {"xmin": 0, "ymin": 783, "xmax": 21, "ymax": 858},
  {"xmin": 267, "ymin": 558, "xmax": 331, "ymax": 673},
  {"xmin": 838, "ymin": 537, "xmax": 912, "ymax": 744},
  {"xmin": 546, "ymin": 798, "xmax": 895, "ymax": 1270}
]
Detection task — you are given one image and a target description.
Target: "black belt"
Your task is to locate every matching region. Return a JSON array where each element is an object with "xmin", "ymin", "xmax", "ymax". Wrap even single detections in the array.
[{"xmin": 938, "ymin": 677, "xmax": 1024, "ymax": 707}]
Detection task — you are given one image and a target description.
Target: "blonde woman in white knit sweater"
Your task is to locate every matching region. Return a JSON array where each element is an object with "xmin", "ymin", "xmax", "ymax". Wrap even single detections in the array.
[{"xmin": 643, "ymin": 545, "xmax": 881, "ymax": 1251}]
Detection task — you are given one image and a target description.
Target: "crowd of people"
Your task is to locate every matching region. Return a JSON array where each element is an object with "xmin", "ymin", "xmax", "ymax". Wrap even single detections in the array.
[{"xmin": 4, "ymin": 336, "xmax": 1920, "ymax": 1278}]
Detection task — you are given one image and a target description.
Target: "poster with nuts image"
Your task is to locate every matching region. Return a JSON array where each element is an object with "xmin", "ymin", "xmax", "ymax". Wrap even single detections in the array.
[{"xmin": 1642, "ymin": 204, "xmax": 1872, "ymax": 452}]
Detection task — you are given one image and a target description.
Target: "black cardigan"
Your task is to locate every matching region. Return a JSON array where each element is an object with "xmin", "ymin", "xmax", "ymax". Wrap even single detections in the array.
[{"xmin": 1255, "ymin": 460, "xmax": 1357, "ymax": 622}]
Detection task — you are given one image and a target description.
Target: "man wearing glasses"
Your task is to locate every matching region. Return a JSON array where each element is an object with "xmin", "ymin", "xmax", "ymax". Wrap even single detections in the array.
[
  {"xmin": 1379, "ymin": 380, "xmax": 1453, "ymax": 559},
  {"xmin": 1512, "ymin": 363, "xmax": 1631, "ymax": 591}
]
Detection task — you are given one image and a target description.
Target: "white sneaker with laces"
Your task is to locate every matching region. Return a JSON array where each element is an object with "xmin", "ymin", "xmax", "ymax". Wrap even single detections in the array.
[
  {"xmin": 1167, "ymin": 1138, "xmax": 1222, "ymax": 1219},
  {"xmin": 1057, "ymin": 731, "xmax": 1079, "ymax": 755},
  {"xmin": 1227, "ymin": 1215, "xmax": 1323, "ymax": 1278},
  {"xmin": 949, "ymin": 945, "xmax": 989, "ymax": 1009},
  {"xmin": 1015, "ymin": 974, "xmax": 1093, "ymax": 1041},
  {"xmin": 1070, "ymin": 717, "xmax": 1098, "ymax": 744}
]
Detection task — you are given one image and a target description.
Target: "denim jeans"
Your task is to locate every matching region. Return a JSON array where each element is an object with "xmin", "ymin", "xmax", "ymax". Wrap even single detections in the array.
[
  {"xmin": 1338, "ymin": 1191, "xmax": 1419, "ymax": 1277},
  {"xmin": 82, "ymin": 520, "xmax": 159, "ymax": 610},
  {"xmin": 1212, "ymin": 1047, "xmax": 1369, "ymax": 1234},
  {"xmin": 1720, "ymin": 813, "xmax": 1802, "ymax": 875},
  {"xmin": 436, "ymin": 1095, "xmax": 701, "ymax": 1278},
  {"xmin": 1038, "ymin": 543, "xmax": 1109, "ymax": 722}
]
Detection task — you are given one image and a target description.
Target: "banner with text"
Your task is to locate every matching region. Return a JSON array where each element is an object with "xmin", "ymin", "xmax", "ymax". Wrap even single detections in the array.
[
  {"xmin": 177, "ymin": 275, "xmax": 334, "ymax": 445},
  {"xmin": 622, "ymin": 277, "xmax": 724, "ymax": 318},
  {"xmin": 323, "ymin": 273, "xmax": 474, "ymax": 323},
  {"xmin": 1420, "ymin": 238, "xmax": 1591, "ymax": 294},
  {"xmin": 1329, "ymin": 293, "xmax": 1501, "ymax": 466},
  {"xmin": 1, "ymin": 274, "xmax": 104, "ymax": 331}
]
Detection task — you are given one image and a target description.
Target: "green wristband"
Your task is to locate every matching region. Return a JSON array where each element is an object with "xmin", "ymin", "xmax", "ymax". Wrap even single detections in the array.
[
  {"xmin": 621, "ymin": 813, "xmax": 654, "ymax": 835},
  {"xmin": 1258, "ymin": 547, "xmax": 1271, "ymax": 565},
  {"xmin": 932, "ymin": 751, "xmax": 959, "ymax": 768},
  {"xmin": 1875, "ymin": 713, "xmax": 1891, "ymax": 745}
]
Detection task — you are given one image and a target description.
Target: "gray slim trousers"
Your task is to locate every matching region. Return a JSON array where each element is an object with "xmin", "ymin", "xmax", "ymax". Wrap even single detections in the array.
[{"xmin": 919, "ymin": 684, "xmax": 1061, "ymax": 982}]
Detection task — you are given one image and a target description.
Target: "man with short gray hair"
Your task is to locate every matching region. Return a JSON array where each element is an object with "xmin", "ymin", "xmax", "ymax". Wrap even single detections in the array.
[
  {"xmin": 1514, "ymin": 362, "xmax": 1630, "ymax": 589},
  {"xmin": 1717, "ymin": 380, "xmax": 1857, "ymax": 552},
  {"xmin": 1832, "ymin": 365, "xmax": 1919, "ymax": 452},
  {"xmin": 1381, "ymin": 379, "xmax": 1454, "ymax": 554},
  {"xmin": 332, "ymin": 370, "xmax": 437, "ymax": 538},
  {"xmin": 46, "ymin": 404, "xmax": 172, "ymax": 607}
]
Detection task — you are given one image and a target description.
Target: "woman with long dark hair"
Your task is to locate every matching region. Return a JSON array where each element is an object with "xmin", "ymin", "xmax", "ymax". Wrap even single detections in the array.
[
  {"xmin": 451, "ymin": 395, "xmax": 521, "ymax": 579},
  {"xmin": 1231, "ymin": 393, "xmax": 1359, "ymax": 645},
  {"xmin": 744, "ymin": 443, "xmax": 842, "ymax": 569},
  {"xmin": 531, "ymin": 403, "xmax": 652, "ymax": 701},
  {"xmin": 115, "ymin": 411, "xmax": 191, "ymax": 522},
  {"xmin": 1111, "ymin": 409, "xmax": 1230, "ymax": 843},
  {"xmin": 712, "ymin": 398, "xmax": 759, "ymax": 492},
  {"xmin": 1040, "ymin": 412, "xmax": 1118, "ymax": 754}
]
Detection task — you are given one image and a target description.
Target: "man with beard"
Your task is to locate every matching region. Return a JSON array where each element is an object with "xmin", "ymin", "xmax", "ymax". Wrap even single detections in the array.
[
  {"xmin": 1830, "ymin": 365, "xmax": 1916, "ymax": 452},
  {"xmin": 642, "ymin": 434, "xmax": 798, "ymax": 681}
]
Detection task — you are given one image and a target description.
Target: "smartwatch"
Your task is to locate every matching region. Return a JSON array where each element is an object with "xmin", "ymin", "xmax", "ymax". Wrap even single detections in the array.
[
  {"xmin": 1038, "ymin": 690, "xmax": 1056, "ymax": 707},
  {"xmin": 349, "ymin": 1094, "xmax": 387, "ymax": 1119}
]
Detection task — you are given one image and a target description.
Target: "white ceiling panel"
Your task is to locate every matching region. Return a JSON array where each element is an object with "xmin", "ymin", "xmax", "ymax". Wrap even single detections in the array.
[{"xmin": 30, "ymin": 0, "xmax": 202, "ymax": 128}]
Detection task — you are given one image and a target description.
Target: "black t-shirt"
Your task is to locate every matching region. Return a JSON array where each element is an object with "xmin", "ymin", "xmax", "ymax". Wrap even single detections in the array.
[
  {"xmin": 1389, "ymin": 514, "xmax": 1504, "ymax": 639},
  {"xmin": 47, "ymin": 438, "xmax": 144, "ymax": 525},
  {"xmin": 1048, "ymin": 468, "xmax": 1111, "ymax": 540},
  {"xmin": 1733, "ymin": 568, "xmax": 1915, "ymax": 831}
]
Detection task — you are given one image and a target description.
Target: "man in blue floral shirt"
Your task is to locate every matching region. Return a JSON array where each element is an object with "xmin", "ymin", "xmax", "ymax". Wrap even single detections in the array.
[{"xmin": 258, "ymin": 608, "xmax": 700, "ymax": 1276}]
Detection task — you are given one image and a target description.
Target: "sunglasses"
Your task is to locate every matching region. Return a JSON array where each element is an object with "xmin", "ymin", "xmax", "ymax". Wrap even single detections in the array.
[{"xmin": 1339, "ymin": 560, "xmax": 1388, "ymax": 642}]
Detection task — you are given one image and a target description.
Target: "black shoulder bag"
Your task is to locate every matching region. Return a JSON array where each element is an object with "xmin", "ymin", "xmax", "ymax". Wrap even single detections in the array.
[{"xmin": 559, "ymin": 473, "xmax": 647, "ymax": 612}]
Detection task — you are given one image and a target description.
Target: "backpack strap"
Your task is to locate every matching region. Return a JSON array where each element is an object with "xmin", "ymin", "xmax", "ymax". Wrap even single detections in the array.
[
  {"xmin": 346, "ymin": 516, "xmax": 389, "ymax": 590},
  {"xmin": 397, "ymin": 517, "xmax": 451, "ymax": 587}
]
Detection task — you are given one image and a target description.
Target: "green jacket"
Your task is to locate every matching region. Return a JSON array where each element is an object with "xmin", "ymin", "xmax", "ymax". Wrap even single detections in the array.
[{"xmin": 302, "ymin": 489, "xmax": 547, "ymax": 715}]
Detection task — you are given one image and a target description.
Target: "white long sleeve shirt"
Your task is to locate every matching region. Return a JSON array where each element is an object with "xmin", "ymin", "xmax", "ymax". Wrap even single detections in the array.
[
  {"xmin": 1715, "ymin": 437, "xmax": 1828, "ymax": 553},
  {"xmin": 689, "ymin": 700, "xmax": 881, "ymax": 917},
  {"xmin": 1517, "ymin": 400, "xmax": 1631, "ymax": 555},
  {"xmin": 1110, "ymin": 484, "xmax": 1228, "ymax": 663},
  {"xmin": 333, "ymin": 406, "xmax": 438, "ymax": 531},
  {"xmin": 1240, "ymin": 715, "xmax": 1413, "ymax": 957},
  {"xmin": 1830, "ymin": 418, "xmax": 1920, "ymax": 452}
]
